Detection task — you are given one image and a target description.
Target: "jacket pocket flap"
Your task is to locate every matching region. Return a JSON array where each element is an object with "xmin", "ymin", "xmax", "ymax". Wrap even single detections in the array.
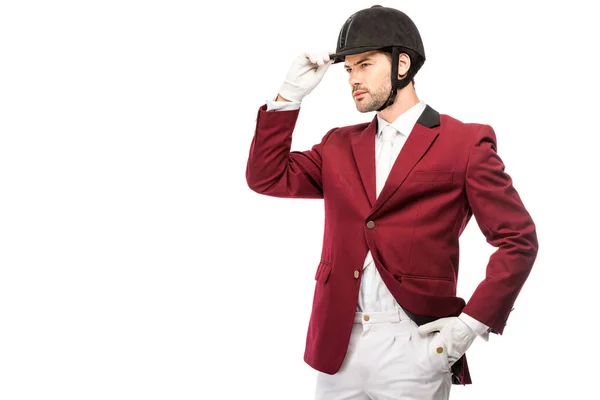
[{"xmin": 315, "ymin": 261, "xmax": 332, "ymax": 283}]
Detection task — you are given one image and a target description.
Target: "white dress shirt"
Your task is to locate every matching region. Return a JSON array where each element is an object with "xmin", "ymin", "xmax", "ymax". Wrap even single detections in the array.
[{"xmin": 265, "ymin": 98, "xmax": 490, "ymax": 340}]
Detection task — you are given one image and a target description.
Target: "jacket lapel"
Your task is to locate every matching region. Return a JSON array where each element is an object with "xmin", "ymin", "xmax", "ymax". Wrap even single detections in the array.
[
  {"xmin": 350, "ymin": 117, "xmax": 378, "ymax": 207},
  {"xmin": 371, "ymin": 105, "xmax": 441, "ymax": 214}
]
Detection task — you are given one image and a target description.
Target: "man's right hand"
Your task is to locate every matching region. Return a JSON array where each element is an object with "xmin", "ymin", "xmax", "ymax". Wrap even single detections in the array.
[{"xmin": 278, "ymin": 51, "xmax": 333, "ymax": 103}]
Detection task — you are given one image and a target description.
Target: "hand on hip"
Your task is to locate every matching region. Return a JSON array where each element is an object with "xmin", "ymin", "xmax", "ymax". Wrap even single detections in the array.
[{"xmin": 418, "ymin": 317, "xmax": 477, "ymax": 366}]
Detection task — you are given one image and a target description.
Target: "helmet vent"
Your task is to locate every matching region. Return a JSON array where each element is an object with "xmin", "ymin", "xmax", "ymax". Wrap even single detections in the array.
[{"xmin": 337, "ymin": 13, "xmax": 357, "ymax": 52}]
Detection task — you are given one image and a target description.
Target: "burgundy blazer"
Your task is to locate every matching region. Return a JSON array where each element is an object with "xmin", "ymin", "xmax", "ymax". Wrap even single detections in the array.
[{"xmin": 245, "ymin": 104, "xmax": 538, "ymax": 384}]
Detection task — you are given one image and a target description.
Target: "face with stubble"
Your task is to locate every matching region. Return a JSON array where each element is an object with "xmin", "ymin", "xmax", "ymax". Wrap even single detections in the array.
[{"xmin": 344, "ymin": 50, "xmax": 392, "ymax": 113}]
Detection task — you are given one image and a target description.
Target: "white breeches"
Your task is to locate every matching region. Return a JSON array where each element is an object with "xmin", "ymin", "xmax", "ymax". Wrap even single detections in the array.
[{"xmin": 315, "ymin": 307, "xmax": 452, "ymax": 400}]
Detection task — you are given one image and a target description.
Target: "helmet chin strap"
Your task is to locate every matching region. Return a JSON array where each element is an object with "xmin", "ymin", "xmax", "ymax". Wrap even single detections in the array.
[{"xmin": 376, "ymin": 47, "xmax": 417, "ymax": 112}]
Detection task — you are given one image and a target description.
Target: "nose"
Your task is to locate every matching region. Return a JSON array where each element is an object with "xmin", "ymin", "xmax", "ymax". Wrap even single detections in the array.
[{"xmin": 349, "ymin": 71, "xmax": 361, "ymax": 87}]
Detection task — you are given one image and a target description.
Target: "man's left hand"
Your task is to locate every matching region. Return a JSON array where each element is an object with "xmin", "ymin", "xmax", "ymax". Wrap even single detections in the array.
[{"xmin": 418, "ymin": 317, "xmax": 477, "ymax": 366}]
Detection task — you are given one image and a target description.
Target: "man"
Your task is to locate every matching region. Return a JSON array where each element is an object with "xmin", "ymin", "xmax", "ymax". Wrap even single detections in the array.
[{"xmin": 246, "ymin": 5, "xmax": 538, "ymax": 400}]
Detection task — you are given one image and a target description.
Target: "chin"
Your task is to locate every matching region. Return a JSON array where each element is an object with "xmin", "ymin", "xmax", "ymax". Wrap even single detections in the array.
[
  {"xmin": 356, "ymin": 104, "xmax": 375, "ymax": 113},
  {"xmin": 353, "ymin": 101, "xmax": 368, "ymax": 113}
]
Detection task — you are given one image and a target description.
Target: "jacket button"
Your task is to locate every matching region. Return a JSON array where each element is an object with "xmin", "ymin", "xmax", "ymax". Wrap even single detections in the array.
[
  {"xmin": 436, "ymin": 347, "xmax": 444, "ymax": 354},
  {"xmin": 366, "ymin": 221, "xmax": 375, "ymax": 229},
  {"xmin": 353, "ymin": 270, "xmax": 360, "ymax": 279},
  {"xmin": 363, "ymin": 314, "xmax": 370, "ymax": 322}
]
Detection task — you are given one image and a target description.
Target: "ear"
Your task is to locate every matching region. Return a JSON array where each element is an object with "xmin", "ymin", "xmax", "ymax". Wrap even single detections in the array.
[{"xmin": 397, "ymin": 53, "xmax": 411, "ymax": 79}]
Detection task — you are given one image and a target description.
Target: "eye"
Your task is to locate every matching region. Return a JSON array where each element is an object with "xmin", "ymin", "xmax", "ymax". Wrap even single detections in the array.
[
  {"xmin": 361, "ymin": 63, "xmax": 370, "ymax": 68},
  {"xmin": 345, "ymin": 68, "xmax": 352, "ymax": 73}
]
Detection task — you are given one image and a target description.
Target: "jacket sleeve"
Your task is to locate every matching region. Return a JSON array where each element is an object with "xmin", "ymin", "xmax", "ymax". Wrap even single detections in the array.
[
  {"xmin": 245, "ymin": 105, "xmax": 335, "ymax": 198},
  {"xmin": 461, "ymin": 124, "xmax": 539, "ymax": 334}
]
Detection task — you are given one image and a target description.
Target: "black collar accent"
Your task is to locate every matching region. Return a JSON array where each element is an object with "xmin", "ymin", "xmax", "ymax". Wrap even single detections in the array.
[{"xmin": 416, "ymin": 105, "xmax": 440, "ymax": 128}]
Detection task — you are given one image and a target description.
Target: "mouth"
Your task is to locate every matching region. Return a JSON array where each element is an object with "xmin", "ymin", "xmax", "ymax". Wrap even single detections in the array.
[{"xmin": 353, "ymin": 90, "xmax": 367, "ymax": 99}]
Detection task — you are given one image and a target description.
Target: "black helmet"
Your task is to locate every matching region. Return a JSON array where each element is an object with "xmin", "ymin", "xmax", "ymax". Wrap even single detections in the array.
[{"xmin": 330, "ymin": 5, "xmax": 425, "ymax": 111}]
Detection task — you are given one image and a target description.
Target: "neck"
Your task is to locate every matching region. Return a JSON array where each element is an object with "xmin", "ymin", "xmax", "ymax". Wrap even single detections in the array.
[{"xmin": 377, "ymin": 84, "xmax": 420, "ymax": 123}]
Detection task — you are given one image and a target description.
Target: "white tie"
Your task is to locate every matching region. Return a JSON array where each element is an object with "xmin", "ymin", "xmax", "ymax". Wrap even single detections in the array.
[{"xmin": 376, "ymin": 125, "xmax": 397, "ymax": 198}]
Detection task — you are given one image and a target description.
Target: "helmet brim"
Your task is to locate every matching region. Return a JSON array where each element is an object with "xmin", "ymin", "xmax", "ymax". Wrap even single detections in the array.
[{"xmin": 329, "ymin": 46, "xmax": 388, "ymax": 64}]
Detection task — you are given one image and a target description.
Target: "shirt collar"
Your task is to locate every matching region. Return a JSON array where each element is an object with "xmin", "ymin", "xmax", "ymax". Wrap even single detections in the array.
[{"xmin": 376, "ymin": 101, "xmax": 427, "ymax": 138}]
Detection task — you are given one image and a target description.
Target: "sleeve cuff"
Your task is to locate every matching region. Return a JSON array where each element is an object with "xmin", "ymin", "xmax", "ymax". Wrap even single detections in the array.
[
  {"xmin": 266, "ymin": 98, "xmax": 302, "ymax": 111},
  {"xmin": 459, "ymin": 312, "xmax": 491, "ymax": 342}
]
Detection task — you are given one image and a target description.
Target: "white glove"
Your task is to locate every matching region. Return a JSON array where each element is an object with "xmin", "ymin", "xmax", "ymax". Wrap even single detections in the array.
[
  {"xmin": 418, "ymin": 317, "xmax": 477, "ymax": 366},
  {"xmin": 278, "ymin": 50, "xmax": 333, "ymax": 103}
]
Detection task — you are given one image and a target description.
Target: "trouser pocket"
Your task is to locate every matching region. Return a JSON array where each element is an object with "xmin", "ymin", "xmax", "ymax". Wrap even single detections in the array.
[{"xmin": 427, "ymin": 332, "xmax": 450, "ymax": 374}]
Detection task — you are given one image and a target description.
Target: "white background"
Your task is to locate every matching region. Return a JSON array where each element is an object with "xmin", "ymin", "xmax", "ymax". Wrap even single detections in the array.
[{"xmin": 1, "ymin": 1, "xmax": 598, "ymax": 399}]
